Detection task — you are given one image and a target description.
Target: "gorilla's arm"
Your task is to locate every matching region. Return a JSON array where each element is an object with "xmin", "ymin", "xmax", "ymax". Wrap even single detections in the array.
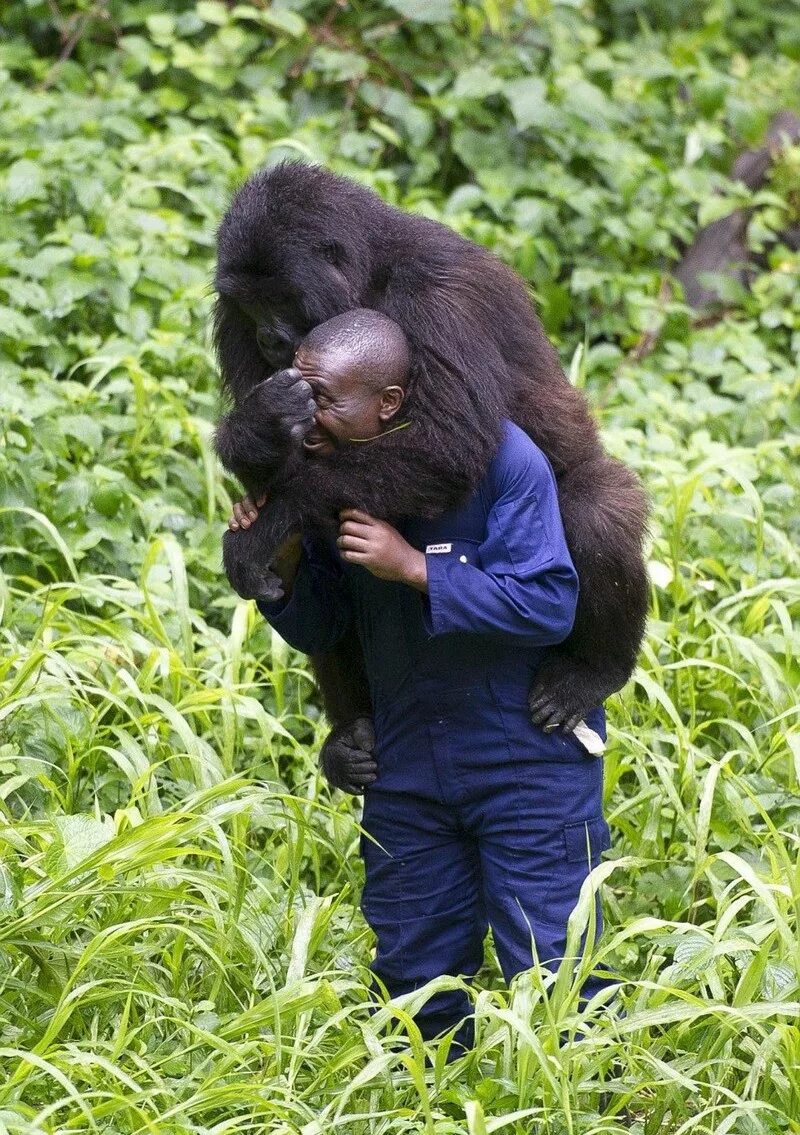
[{"xmin": 214, "ymin": 368, "xmax": 316, "ymax": 494}]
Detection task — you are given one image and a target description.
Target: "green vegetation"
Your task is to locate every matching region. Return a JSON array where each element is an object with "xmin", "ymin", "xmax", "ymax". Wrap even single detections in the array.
[{"xmin": 1, "ymin": 1, "xmax": 798, "ymax": 1129}]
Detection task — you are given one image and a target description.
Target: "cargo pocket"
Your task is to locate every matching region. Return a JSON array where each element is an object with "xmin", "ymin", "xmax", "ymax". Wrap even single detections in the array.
[{"xmin": 563, "ymin": 817, "xmax": 611, "ymax": 865}]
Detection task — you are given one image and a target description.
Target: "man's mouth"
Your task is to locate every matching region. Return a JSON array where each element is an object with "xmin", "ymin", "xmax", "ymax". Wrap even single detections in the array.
[{"xmin": 303, "ymin": 432, "xmax": 333, "ymax": 453}]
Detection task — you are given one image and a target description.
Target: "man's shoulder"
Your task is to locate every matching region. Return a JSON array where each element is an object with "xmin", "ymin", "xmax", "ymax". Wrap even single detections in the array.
[{"xmin": 487, "ymin": 420, "xmax": 554, "ymax": 495}]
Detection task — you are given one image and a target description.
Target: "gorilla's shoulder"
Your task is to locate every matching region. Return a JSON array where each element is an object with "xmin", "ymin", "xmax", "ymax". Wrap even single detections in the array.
[{"xmin": 489, "ymin": 420, "xmax": 555, "ymax": 497}]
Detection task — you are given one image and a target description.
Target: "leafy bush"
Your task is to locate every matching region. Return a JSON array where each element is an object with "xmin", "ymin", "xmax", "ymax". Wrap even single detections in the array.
[{"xmin": 0, "ymin": 1, "xmax": 798, "ymax": 1129}]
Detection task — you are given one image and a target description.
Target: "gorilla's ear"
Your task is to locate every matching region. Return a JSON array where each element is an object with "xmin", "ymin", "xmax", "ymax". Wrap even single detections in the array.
[{"xmin": 320, "ymin": 241, "xmax": 347, "ymax": 267}]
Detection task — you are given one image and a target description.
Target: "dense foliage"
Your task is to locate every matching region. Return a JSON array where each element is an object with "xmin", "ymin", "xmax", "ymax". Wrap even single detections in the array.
[{"xmin": 1, "ymin": 1, "xmax": 798, "ymax": 1130}]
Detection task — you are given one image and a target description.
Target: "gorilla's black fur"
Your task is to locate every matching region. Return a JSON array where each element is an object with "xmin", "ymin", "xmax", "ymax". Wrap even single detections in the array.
[{"xmin": 213, "ymin": 162, "xmax": 649, "ymax": 732}]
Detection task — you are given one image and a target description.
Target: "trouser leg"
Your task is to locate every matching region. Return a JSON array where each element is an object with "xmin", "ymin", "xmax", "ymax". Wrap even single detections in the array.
[
  {"xmin": 476, "ymin": 758, "xmax": 610, "ymax": 995},
  {"xmin": 359, "ymin": 790, "xmax": 487, "ymax": 1051}
]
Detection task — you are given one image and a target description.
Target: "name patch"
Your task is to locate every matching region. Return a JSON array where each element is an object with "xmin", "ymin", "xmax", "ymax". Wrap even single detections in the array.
[{"xmin": 425, "ymin": 543, "xmax": 452, "ymax": 554}]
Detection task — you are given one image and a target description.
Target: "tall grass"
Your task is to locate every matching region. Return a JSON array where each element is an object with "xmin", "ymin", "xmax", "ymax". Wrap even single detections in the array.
[{"xmin": 2, "ymin": 409, "xmax": 798, "ymax": 1129}]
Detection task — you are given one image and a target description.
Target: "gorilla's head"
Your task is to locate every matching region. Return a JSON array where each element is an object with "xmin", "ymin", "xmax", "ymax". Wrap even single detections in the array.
[{"xmin": 214, "ymin": 163, "xmax": 379, "ymax": 374}]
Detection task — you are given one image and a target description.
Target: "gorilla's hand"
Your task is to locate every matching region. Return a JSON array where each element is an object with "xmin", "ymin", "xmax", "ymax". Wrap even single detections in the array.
[
  {"xmin": 245, "ymin": 367, "xmax": 316, "ymax": 448},
  {"xmin": 320, "ymin": 717, "xmax": 377, "ymax": 794},
  {"xmin": 215, "ymin": 368, "xmax": 316, "ymax": 483},
  {"xmin": 528, "ymin": 650, "xmax": 625, "ymax": 736}
]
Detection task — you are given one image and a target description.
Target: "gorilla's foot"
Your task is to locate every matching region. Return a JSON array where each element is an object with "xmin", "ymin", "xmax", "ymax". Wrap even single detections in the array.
[
  {"xmin": 528, "ymin": 652, "xmax": 627, "ymax": 735},
  {"xmin": 222, "ymin": 525, "xmax": 288, "ymax": 602},
  {"xmin": 320, "ymin": 717, "xmax": 377, "ymax": 795},
  {"xmin": 224, "ymin": 553, "xmax": 285, "ymax": 603},
  {"xmin": 251, "ymin": 566, "xmax": 285, "ymax": 603}
]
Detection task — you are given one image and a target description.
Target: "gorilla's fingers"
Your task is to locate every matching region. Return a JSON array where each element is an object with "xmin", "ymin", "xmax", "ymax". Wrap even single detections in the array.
[
  {"xmin": 541, "ymin": 713, "xmax": 563, "ymax": 733},
  {"xmin": 348, "ymin": 759, "xmax": 378, "ymax": 775},
  {"xmin": 528, "ymin": 685, "xmax": 549, "ymax": 709},
  {"xmin": 528, "ymin": 696, "xmax": 554, "ymax": 724},
  {"xmin": 351, "ymin": 716, "xmax": 376, "ymax": 752},
  {"xmin": 530, "ymin": 694, "xmax": 562, "ymax": 731},
  {"xmin": 562, "ymin": 710, "xmax": 584, "ymax": 734},
  {"xmin": 342, "ymin": 778, "xmax": 376, "ymax": 795}
]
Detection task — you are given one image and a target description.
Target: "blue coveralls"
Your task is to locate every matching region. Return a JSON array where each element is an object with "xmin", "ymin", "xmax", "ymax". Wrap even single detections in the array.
[{"xmin": 260, "ymin": 421, "xmax": 610, "ymax": 1050}]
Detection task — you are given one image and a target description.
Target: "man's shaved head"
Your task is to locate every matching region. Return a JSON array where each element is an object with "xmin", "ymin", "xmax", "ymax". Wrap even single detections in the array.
[
  {"xmin": 299, "ymin": 309, "xmax": 410, "ymax": 391},
  {"xmin": 292, "ymin": 309, "xmax": 410, "ymax": 457}
]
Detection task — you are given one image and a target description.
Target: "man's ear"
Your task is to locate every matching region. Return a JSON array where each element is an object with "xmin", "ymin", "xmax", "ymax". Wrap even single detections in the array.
[{"xmin": 379, "ymin": 386, "xmax": 405, "ymax": 422}]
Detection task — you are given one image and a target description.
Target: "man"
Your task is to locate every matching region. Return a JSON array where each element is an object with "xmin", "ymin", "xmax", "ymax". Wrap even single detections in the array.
[{"xmin": 231, "ymin": 308, "xmax": 610, "ymax": 1055}]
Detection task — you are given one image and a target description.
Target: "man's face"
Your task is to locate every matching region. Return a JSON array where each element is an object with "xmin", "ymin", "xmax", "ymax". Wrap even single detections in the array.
[{"xmin": 293, "ymin": 346, "xmax": 400, "ymax": 458}]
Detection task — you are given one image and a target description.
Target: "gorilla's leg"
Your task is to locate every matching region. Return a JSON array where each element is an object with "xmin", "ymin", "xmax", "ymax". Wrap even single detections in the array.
[
  {"xmin": 312, "ymin": 619, "xmax": 376, "ymax": 794},
  {"xmin": 225, "ymin": 495, "xmax": 378, "ymax": 785},
  {"xmin": 310, "ymin": 626, "xmax": 373, "ymax": 726},
  {"xmin": 529, "ymin": 456, "xmax": 649, "ymax": 732}
]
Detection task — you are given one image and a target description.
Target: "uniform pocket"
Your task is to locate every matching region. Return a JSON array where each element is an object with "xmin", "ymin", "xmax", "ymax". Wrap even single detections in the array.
[
  {"xmin": 488, "ymin": 674, "xmax": 598, "ymax": 765},
  {"xmin": 563, "ymin": 816, "xmax": 611, "ymax": 864}
]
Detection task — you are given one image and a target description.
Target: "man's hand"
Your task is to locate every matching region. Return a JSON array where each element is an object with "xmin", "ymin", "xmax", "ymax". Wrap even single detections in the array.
[
  {"xmin": 337, "ymin": 510, "xmax": 427, "ymax": 590},
  {"xmin": 229, "ymin": 494, "xmax": 266, "ymax": 531}
]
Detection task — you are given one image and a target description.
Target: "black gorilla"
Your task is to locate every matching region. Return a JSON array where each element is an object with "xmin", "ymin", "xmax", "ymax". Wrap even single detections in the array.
[{"xmin": 213, "ymin": 162, "xmax": 649, "ymax": 742}]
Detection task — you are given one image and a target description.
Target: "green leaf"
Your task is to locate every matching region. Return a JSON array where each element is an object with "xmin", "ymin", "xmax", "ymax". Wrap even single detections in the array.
[
  {"xmin": 44, "ymin": 814, "xmax": 115, "ymax": 877},
  {"xmin": 232, "ymin": 5, "xmax": 306, "ymax": 36},
  {"xmin": 384, "ymin": 0, "xmax": 455, "ymax": 24},
  {"xmin": 5, "ymin": 159, "xmax": 46, "ymax": 204},
  {"xmin": 451, "ymin": 65, "xmax": 503, "ymax": 100},
  {"xmin": 504, "ymin": 77, "xmax": 550, "ymax": 130},
  {"xmin": 197, "ymin": 1, "xmax": 229, "ymax": 25},
  {"xmin": 360, "ymin": 83, "xmax": 433, "ymax": 149},
  {"xmin": 60, "ymin": 414, "xmax": 104, "ymax": 450}
]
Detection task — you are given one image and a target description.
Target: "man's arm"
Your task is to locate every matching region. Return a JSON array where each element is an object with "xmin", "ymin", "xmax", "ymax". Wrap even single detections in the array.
[
  {"xmin": 422, "ymin": 446, "xmax": 578, "ymax": 644},
  {"xmin": 336, "ymin": 444, "xmax": 578, "ymax": 646}
]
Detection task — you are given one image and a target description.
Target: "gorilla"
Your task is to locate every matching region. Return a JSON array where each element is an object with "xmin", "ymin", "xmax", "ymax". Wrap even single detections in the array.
[{"xmin": 213, "ymin": 161, "xmax": 649, "ymax": 743}]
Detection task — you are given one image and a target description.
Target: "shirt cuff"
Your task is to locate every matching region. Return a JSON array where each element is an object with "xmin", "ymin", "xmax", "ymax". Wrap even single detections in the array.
[
  {"xmin": 257, "ymin": 591, "xmax": 293, "ymax": 623},
  {"xmin": 421, "ymin": 552, "xmax": 452, "ymax": 637}
]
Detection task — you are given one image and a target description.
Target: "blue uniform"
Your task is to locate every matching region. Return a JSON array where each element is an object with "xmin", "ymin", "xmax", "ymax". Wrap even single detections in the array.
[{"xmin": 260, "ymin": 421, "xmax": 610, "ymax": 1050}]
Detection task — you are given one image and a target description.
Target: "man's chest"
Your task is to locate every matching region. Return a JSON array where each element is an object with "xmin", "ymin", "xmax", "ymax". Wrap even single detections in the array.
[{"xmin": 400, "ymin": 485, "xmax": 490, "ymax": 570}]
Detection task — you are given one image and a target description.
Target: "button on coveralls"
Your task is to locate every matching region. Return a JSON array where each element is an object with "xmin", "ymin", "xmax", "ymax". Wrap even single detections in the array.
[{"xmin": 261, "ymin": 421, "xmax": 611, "ymax": 1051}]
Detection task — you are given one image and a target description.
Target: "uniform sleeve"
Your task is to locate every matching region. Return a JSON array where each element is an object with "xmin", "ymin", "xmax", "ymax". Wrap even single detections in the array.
[
  {"xmin": 422, "ymin": 443, "xmax": 578, "ymax": 645},
  {"xmin": 257, "ymin": 535, "xmax": 352, "ymax": 654}
]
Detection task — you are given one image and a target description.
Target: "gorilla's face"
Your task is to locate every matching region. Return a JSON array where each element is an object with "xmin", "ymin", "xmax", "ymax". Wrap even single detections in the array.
[{"xmin": 215, "ymin": 219, "xmax": 363, "ymax": 373}]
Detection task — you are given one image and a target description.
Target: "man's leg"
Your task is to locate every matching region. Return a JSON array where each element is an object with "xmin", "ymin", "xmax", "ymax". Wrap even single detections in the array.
[
  {"xmin": 475, "ymin": 757, "xmax": 611, "ymax": 997},
  {"xmin": 359, "ymin": 789, "xmax": 488, "ymax": 1054}
]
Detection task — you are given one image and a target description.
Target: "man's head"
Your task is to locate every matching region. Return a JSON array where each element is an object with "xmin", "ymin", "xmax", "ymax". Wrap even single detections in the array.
[{"xmin": 293, "ymin": 308, "xmax": 410, "ymax": 458}]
